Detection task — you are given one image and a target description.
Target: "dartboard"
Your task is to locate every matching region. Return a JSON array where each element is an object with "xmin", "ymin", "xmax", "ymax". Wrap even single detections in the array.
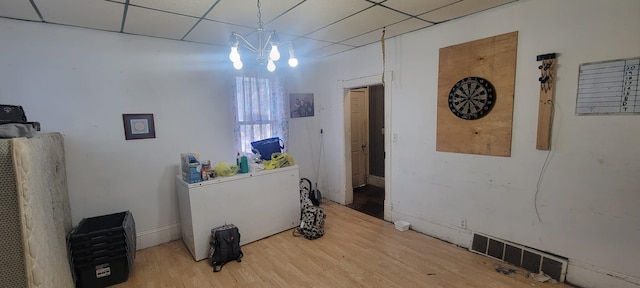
[{"xmin": 448, "ymin": 77, "xmax": 496, "ymax": 120}]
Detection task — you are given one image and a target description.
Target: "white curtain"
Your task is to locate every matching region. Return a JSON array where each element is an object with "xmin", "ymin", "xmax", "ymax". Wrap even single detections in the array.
[{"xmin": 233, "ymin": 73, "xmax": 289, "ymax": 154}]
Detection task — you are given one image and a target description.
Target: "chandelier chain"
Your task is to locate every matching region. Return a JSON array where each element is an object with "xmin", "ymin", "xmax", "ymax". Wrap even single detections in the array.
[{"xmin": 257, "ymin": 0, "xmax": 263, "ymax": 29}]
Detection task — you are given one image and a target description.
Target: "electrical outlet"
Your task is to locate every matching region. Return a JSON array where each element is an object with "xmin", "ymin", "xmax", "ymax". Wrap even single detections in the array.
[
  {"xmin": 460, "ymin": 218, "xmax": 467, "ymax": 229},
  {"xmin": 392, "ymin": 133, "xmax": 398, "ymax": 143}
]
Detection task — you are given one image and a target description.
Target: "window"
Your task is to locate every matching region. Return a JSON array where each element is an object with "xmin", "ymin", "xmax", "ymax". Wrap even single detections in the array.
[{"xmin": 233, "ymin": 75, "xmax": 288, "ymax": 154}]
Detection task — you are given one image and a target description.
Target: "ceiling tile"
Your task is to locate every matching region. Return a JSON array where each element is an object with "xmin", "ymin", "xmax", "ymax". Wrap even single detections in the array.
[
  {"xmin": 130, "ymin": 0, "xmax": 217, "ymax": 18},
  {"xmin": 0, "ymin": 0, "xmax": 521, "ymax": 60},
  {"xmin": 382, "ymin": 0, "xmax": 459, "ymax": 17},
  {"xmin": 184, "ymin": 20, "xmax": 254, "ymax": 46},
  {"xmin": 288, "ymin": 37, "xmax": 334, "ymax": 57},
  {"xmin": 36, "ymin": 0, "xmax": 124, "ymax": 31},
  {"xmin": 311, "ymin": 44, "xmax": 354, "ymax": 58},
  {"xmin": 419, "ymin": 0, "xmax": 516, "ymax": 23},
  {"xmin": 124, "ymin": 6, "xmax": 199, "ymax": 40},
  {"xmin": 205, "ymin": 0, "xmax": 301, "ymax": 27},
  {"xmin": 306, "ymin": 6, "xmax": 409, "ymax": 43},
  {"xmin": 0, "ymin": 0, "xmax": 40, "ymax": 21},
  {"xmin": 267, "ymin": 0, "xmax": 372, "ymax": 37},
  {"xmin": 341, "ymin": 18, "xmax": 432, "ymax": 47}
]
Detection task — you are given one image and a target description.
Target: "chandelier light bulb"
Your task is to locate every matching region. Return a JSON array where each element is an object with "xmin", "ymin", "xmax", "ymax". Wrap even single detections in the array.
[
  {"xmin": 269, "ymin": 44, "xmax": 280, "ymax": 61},
  {"xmin": 288, "ymin": 57, "xmax": 298, "ymax": 67},
  {"xmin": 227, "ymin": 1, "xmax": 299, "ymax": 71},
  {"xmin": 233, "ymin": 60, "xmax": 243, "ymax": 70},
  {"xmin": 229, "ymin": 46, "xmax": 241, "ymax": 63},
  {"xmin": 267, "ymin": 59, "xmax": 276, "ymax": 72}
]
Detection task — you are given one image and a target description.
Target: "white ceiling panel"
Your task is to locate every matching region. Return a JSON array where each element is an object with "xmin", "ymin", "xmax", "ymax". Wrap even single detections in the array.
[
  {"xmin": 0, "ymin": 0, "xmax": 40, "ymax": 21},
  {"xmin": 288, "ymin": 37, "xmax": 333, "ymax": 57},
  {"xmin": 311, "ymin": 44, "xmax": 354, "ymax": 58},
  {"xmin": 383, "ymin": 18, "xmax": 434, "ymax": 38},
  {"xmin": 124, "ymin": 6, "xmax": 199, "ymax": 40},
  {"xmin": 130, "ymin": 0, "xmax": 217, "ymax": 17},
  {"xmin": 205, "ymin": 0, "xmax": 301, "ymax": 27},
  {"xmin": 341, "ymin": 18, "xmax": 432, "ymax": 47},
  {"xmin": 419, "ymin": 0, "xmax": 515, "ymax": 23},
  {"xmin": 0, "ymin": 0, "xmax": 521, "ymax": 59},
  {"xmin": 306, "ymin": 6, "xmax": 409, "ymax": 43},
  {"xmin": 36, "ymin": 0, "xmax": 124, "ymax": 31},
  {"xmin": 266, "ymin": 0, "xmax": 372, "ymax": 37},
  {"xmin": 184, "ymin": 20, "xmax": 254, "ymax": 46},
  {"xmin": 382, "ymin": 0, "xmax": 459, "ymax": 18},
  {"xmin": 339, "ymin": 29, "xmax": 384, "ymax": 50}
]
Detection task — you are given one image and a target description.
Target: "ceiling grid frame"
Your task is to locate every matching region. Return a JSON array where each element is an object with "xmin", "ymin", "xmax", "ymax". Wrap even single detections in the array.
[{"xmin": 0, "ymin": 0, "xmax": 518, "ymax": 60}]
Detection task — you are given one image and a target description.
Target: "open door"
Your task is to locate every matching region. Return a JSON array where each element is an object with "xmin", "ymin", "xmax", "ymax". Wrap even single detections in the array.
[
  {"xmin": 346, "ymin": 85, "xmax": 387, "ymax": 220},
  {"xmin": 349, "ymin": 88, "xmax": 368, "ymax": 188},
  {"xmin": 341, "ymin": 74, "xmax": 389, "ymax": 221}
]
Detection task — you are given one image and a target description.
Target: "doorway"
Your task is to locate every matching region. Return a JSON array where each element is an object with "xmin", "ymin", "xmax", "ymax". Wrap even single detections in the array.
[{"xmin": 346, "ymin": 84, "xmax": 385, "ymax": 220}]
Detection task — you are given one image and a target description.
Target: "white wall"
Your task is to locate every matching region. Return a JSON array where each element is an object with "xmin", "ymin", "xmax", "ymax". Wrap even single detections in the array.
[
  {"xmin": 291, "ymin": 0, "xmax": 640, "ymax": 287},
  {"xmin": 0, "ymin": 18, "xmax": 236, "ymax": 248},
  {"xmin": 2, "ymin": 0, "xmax": 639, "ymax": 286}
]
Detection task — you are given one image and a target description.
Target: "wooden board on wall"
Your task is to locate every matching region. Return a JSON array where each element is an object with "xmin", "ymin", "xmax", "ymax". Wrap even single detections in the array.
[{"xmin": 436, "ymin": 31, "xmax": 518, "ymax": 157}]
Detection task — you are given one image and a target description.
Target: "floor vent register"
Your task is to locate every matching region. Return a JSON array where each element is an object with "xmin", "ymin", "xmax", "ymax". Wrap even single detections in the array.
[{"xmin": 470, "ymin": 232, "xmax": 568, "ymax": 282}]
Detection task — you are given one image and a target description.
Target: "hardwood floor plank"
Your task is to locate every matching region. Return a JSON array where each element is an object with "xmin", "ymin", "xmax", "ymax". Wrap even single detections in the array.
[{"xmin": 114, "ymin": 201, "xmax": 572, "ymax": 288}]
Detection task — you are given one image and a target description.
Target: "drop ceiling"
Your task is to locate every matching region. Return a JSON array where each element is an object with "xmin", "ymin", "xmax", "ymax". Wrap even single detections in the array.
[{"xmin": 0, "ymin": 0, "xmax": 517, "ymax": 59}]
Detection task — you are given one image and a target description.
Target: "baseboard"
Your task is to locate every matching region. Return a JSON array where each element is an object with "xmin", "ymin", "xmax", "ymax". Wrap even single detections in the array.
[
  {"xmin": 324, "ymin": 188, "xmax": 345, "ymax": 205},
  {"xmin": 566, "ymin": 259, "xmax": 640, "ymax": 288},
  {"xmin": 368, "ymin": 175, "xmax": 384, "ymax": 188},
  {"xmin": 392, "ymin": 209, "xmax": 471, "ymax": 248},
  {"xmin": 383, "ymin": 200, "xmax": 393, "ymax": 222},
  {"xmin": 136, "ymin": 224, "xmax": 182, "ymax": 250}
]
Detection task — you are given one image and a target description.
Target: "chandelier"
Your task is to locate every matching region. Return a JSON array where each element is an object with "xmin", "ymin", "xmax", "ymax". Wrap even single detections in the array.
[{"xmin": 228, "ymin": 0, "xmax": 298, "ymax": 72}]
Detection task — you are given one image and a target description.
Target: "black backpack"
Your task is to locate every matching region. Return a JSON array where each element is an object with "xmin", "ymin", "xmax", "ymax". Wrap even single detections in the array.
[{"xmin": 209, "ymin": 224, "xmax": 243, "ymax": 272}]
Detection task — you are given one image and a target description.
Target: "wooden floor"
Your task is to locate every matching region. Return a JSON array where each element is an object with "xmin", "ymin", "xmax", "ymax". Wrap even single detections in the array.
[
  {"xmin": 347, "ymin": 184, "xmax": 385, "ymax": 219},
  {"xmin": 115, "ymin": 201, "xmax": 572, "ymax": 288}
]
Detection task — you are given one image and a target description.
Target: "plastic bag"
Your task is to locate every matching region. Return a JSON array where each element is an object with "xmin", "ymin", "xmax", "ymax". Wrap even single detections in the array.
[
  {"xmin": 263, "ymin": 153, "xmax": 295, "ymax": 170},
  {"xmin": 213, "ymin": 161, "xmax": 239, "ymax": 177}
]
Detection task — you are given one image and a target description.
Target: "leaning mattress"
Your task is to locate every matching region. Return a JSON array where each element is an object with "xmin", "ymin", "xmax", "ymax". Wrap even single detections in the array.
[{"xmin": 0, "ymin": 133, "xmax": 74, "ymax": 288}]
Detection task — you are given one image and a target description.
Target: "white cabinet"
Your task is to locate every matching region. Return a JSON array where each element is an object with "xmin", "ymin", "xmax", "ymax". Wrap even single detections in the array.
[{"xmin": 176, "ymin": 165, "xmax": 300, "ymax": 261}]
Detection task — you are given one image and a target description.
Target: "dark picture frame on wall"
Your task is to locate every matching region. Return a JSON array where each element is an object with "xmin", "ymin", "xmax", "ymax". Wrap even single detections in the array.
[
  {"xmin": 290, "ymin": 93, "xmax": 314, "ymax": 118},
  {"xmin": 122, "ymin": 113, "xmax": 156, "ymax": 140}
]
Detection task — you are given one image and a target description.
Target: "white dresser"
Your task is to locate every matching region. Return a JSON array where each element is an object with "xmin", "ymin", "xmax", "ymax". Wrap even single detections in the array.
[{"xmin": 176, "ymin": 165, "xmax": 300, "ymax": 261}]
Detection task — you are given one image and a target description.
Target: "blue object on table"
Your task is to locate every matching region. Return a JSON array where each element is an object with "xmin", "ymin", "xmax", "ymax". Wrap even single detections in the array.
[{"xmin": 250, "ymin": 137, "xmax": 284, "ymax": 160}]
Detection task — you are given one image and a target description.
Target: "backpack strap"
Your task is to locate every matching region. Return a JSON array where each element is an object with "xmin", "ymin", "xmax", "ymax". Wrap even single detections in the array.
[
  {"xmin": 213, "ymin": 263, "xmax": 225, "ymax": 272},
  {"xmin": 292, "ymin": 227, "xmax": 303, "ymax": 237},
  {"xmin": 231, "ymin": 229, "xmax": 243, "ymax": 262}
]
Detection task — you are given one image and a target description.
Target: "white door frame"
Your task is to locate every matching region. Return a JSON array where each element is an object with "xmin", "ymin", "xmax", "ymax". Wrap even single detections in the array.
[{"xmin": 340, "ymin": 71, "xmax": 393, "ymax": 221}]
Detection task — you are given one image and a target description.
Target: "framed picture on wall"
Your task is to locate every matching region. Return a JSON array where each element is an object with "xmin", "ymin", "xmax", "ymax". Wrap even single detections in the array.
[
  {"xmin": 122, "ymin": 113, "xmax": 156, "ymax": 140},
  {"xmin": 290, "ymin": 93, "xmax": 314, "ymax": 118}
]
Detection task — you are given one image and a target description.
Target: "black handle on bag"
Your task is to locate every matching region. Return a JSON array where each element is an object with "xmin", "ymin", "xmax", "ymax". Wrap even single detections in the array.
[{"xmin": 300, "ymin": 178, "xmax": 312, "ymax": 193}]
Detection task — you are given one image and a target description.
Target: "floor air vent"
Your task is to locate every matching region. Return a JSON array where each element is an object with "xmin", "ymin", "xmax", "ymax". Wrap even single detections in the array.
[{"xmin": 470, "ymin": 232, "xmax": 568, "ymax": 282}]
